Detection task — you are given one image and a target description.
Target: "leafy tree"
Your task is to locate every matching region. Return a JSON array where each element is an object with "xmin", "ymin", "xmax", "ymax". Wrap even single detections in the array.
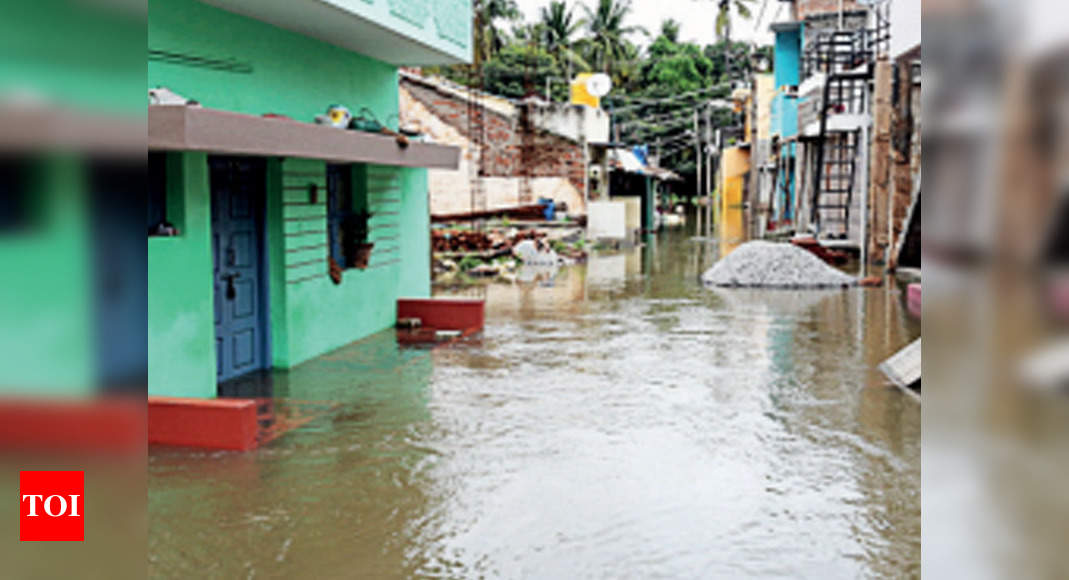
[
  {"xmin": 659, "ymin": 19, "xmax": 681, "ymax": 44},
  {"xmin": 482, "ymin": 44, "xmax": 562, "ymax": 100},
  {"xmin": 580, "ymin": 0, "xmax": 647, "ymax": 77},
  {"xmin": 539, "ymin": 1, "xmax": 588, "ymax": 78},
  {"xmin": 474, "ymin": 0, "xmax": 521, "ymax": 66}
]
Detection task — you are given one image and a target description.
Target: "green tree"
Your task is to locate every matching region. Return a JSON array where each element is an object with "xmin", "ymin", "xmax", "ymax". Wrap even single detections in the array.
[
  {"xmin": 538, "ymin": 1, "xmax": 588, "ymax": 79},
  {"xmin": 659, "ymin": 18, "xmax": 681, "ymax": 44},
  {"xmin": 580, "ymin": 0, "xmax": 647, "ymax": 77},
  {"xmin": 712, "ymin": 0, "xmax": 755, "ymax": 42},
  {"xmin": 482, "ymin": 44, "xmax": 561, "ymax": 100},
  {"xmin": 474, "ymin": 0, "xmax": 521, "ymax": 66}
]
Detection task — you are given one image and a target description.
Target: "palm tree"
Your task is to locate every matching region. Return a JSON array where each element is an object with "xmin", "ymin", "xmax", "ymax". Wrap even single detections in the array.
[
  {"xmin": 539, "ymin": 1, "xmax": 588, "ymax": 79},
  {"xmin": 713, "ymin": 0, "xmax": 755, "ymax": 42},
  {"xmin": 581, "ymin": 0, "xmax": 647, "ymax": 76},
  {"xmin": 473, "ymin": 0, "xmax": 521, "ymax": 67}
]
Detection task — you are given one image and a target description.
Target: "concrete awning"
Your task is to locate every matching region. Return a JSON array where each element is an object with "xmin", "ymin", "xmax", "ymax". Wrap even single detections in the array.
[
  {"xmin": 0, "ymin": 104, "xmax": 143, "ymax": 156},
  {"xmin": 149, "ymin": 105, "xmax": 460, "ymax": 169},
  {"xmin": 198, "ymin": 0, "xmax": 470, "ymax": 66}
]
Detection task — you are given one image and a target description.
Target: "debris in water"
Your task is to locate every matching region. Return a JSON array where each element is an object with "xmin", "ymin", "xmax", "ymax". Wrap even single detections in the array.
[
  {"xmin": 512, "ymin": 239, "xmax": 560, "ymax": 265},
  {"xmin": 879, "ymin": 338, "xmax": 921, "ymax": 400},
  {"xmin": 701, "ymin": 241, "xmax": 857, "ymax": 288}
]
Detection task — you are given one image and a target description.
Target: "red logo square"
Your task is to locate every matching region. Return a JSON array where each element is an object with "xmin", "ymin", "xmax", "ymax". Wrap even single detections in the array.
[{"xmin": 19, "ymin": 471, "xmax": 84, "ymax": 541}]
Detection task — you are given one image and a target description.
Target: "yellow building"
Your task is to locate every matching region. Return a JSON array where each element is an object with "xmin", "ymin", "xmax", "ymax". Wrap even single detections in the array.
[{"xmin": 718, "ymin": 146, "xmax": 751, "ymax": 254}]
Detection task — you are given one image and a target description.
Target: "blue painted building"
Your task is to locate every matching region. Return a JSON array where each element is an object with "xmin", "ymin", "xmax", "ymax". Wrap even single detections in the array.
[{"xmin": 769, "ymin": 22, "xmax": 802, "ymax": 229}]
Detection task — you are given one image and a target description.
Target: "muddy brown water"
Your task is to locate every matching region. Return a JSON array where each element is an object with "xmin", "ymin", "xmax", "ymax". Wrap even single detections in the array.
[{"xmin": 149, "ymin": 230, "xmax": 920, "ymax": 579}]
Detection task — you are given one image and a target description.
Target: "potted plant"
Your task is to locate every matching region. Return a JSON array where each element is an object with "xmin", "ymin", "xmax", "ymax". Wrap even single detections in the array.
[{"xmin": 341, "ymin": 210, "xmax": 374, "ymax": 269}]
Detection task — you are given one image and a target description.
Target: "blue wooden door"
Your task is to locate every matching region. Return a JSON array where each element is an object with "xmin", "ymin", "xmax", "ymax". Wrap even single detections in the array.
[{"xmin": 210, "ymin": 157, "xmax": 267, "ymax": 384}]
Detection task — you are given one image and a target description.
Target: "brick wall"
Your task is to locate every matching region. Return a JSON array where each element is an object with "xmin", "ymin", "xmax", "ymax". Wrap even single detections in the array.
[
  {"xmin": 890, "ymin": 54, "xmax": 920, "ymax": 261},
  {"xmin": 401, "ymin": 78, "xmax": 586, "ymax": 194},
  {"xmin": 399, "ymin": 77, "xmax": 588, "ymax": 215}
]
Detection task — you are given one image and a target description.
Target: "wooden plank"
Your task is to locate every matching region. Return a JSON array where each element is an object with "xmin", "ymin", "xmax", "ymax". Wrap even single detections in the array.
[{"xmin": 879, "ymin": 338, "xmax": 921, "ymax": 399}]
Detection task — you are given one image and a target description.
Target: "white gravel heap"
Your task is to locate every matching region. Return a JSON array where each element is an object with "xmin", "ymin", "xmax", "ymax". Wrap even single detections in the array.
[{"xmin": 701, "ymin": 241, "xmax": 857, "ymax": 288}]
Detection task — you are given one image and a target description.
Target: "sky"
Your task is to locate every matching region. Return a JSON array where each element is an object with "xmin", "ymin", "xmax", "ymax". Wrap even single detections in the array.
[{"xmin": 512, "ymin": 0, "xmax": 787, "ymax": 48}]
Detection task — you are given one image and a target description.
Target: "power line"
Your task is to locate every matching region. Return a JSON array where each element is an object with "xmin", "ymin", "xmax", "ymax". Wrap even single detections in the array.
[
  {"xmin": 753, "ymin": 0, "xmax": 771, "ymax": 36},
  {"xmin": 643, "ymin": 131, "xmax": 695, "ymax": 146},
  {"xmin": 606, "ymin": 84, "xmax": 733, "ymax": 113},
  {"xmin": 618, "ymin": 115, "xmax": 695, "ymax": 133}
]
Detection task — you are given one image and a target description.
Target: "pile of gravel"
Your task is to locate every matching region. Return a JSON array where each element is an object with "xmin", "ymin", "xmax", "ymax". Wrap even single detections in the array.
[{"xmin": 701, "ymin": 241, "xmax": 857, "ymax": 288}]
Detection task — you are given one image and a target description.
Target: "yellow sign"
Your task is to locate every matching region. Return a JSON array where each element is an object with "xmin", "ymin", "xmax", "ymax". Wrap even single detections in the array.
[{"xmin": 570, "ymin": 73, "xmax": 600, "ymax": 108}]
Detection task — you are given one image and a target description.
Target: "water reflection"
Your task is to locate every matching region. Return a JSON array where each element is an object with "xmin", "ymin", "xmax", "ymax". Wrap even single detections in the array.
[{"xmin": 149, "ymin": 230, "xmax": 919, "ymax": 578}]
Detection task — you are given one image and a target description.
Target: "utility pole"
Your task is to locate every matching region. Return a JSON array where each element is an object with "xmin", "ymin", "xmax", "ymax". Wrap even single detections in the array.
[
  {"xmin": 694, "ymin": 108, "xmax": 703, "ymax": 238},
  {"xmin": 704, "ymin": 106, "xmax": 714, "ymax": 239}
]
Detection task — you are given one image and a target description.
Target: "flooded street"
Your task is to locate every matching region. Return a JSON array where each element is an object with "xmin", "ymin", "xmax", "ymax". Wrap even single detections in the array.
[{"xmin": 149, "ymin": 230, "xmax": 920, "ymax": 579}]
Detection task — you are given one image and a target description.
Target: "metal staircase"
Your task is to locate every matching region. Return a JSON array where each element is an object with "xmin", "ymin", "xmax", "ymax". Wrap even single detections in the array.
[
  {"xmin": 810, "ymin": 72, "xmax": 869, "ymax": 242},
  {"xmin": 812, "ymin": 129, "xmax": 860, "ymax": 238},
  {"xmin": 799, "ymin": 7, "xmax": 890, "ymax": 245}
]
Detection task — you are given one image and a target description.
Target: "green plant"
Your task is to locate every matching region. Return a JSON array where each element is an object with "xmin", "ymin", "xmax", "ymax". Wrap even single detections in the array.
[
  {"xmin": 340, "ymin": 209, "xmax": 375, "ymax": 268},
  {"xmin": 341, "ymin": 210, "xmax": 374, "ymax": 246},
  {"xmin": 458, "ymin": 254, "xmax": 483, "ymax": 271}
]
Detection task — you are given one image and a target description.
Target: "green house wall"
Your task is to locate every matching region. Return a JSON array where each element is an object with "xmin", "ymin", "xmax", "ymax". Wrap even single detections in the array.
[
  {"xmin": 148, "ymin": 153, "xmax": 217, "ymax": 399},
  {"xmin": 269, "ymin": 159, "xmax": 430, "ymax": 369},
  {"xmin": 149, "ymin": 0, "xmax": 399, "ymax": 127},
  {"xmin": 148, "ymin": 0, "xmax": 433, "ymax": 398},
  {"xmin": 0, "ymin": 158, "xmax": 94, "ymax": 396}
]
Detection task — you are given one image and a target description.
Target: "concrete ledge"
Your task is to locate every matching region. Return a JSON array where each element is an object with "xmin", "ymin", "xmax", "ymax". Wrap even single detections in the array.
[
  {"xmin": 397, "ymin": 298, "xmax": 484, "ymax": 332},
  {"xmin": 148, "ymin": 396, "xmax": 259, "ymax": 451},
  {"xmin": 149, "ymin": 105, "xmax": 460, "ymax": 169},
  {"xmin": 397, "ymin": 298, "xmax": 485, "ymax": 345},
  {"xmin": 0, "ymin": 397, "xmax": 144, "ymax": 455}
]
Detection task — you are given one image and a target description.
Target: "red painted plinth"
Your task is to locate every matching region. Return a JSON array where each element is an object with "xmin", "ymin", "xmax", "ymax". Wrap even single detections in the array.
[
  {"xmin": 148, "ymin": 396, "xmax": 258, "ymax": 451},
  {"xmin": 397, "ymin": 298, "xmax": 485, "ymax": 334},
  {"xmin": 907, "ymin": 283, "xmax": 921, "ymax": 318},
  {"xmin": 0, "ymin": 397, "xmax": 144, "ymax": 455}
]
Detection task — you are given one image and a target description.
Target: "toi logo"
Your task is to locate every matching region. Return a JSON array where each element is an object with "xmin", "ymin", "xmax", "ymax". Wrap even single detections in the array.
[{"xmin": 19, "ymin": 471, "xmax": 84, "ymax": 541}]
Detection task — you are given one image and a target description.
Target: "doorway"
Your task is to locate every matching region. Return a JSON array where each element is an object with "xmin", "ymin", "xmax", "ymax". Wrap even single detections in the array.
[{"xmin": 210, "ymin": 156, "xmax": 269, "ymax": 385}]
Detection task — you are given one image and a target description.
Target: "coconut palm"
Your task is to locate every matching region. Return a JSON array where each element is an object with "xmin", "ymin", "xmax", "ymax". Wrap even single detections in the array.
[
  {"xmin": 713, "ymin": 0, "xmax": 755, "ymax": 42},
  {"xmin": 473, "ymin": 0, "xmax": 521, "ymax": 66},
  {"xmin": 581, "ymin": 0, "xmax": 647, "ymax": 75},
  {"xmin": 539, "ymin": 1, "xmax": 588, "ymax": 77}
]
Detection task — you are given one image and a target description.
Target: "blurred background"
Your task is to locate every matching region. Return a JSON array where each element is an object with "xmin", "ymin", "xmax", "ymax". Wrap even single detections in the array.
[
  {"xmin": 0, "ymin": 1, "xmax": 144, "ymax": 578},
  {"xmin": 924, "ymin": 0, "xmax": 1069, "ymax": 578}
]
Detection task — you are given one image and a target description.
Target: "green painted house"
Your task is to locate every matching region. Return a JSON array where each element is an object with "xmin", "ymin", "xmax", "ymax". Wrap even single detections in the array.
[{"xmin": 148, "ymin": 0, "xmax": 468, "ymax": 398}]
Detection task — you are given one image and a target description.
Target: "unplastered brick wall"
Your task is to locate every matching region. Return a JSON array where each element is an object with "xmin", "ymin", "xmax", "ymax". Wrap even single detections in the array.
[
  {"xmin": 401, "ymin": 78, "xmax": 585, "ymax": 191},
  {"xmin": 400, "ymin": 76, "xmax": 587, "ymax": 215},
  {"xmin": 399, "ymin": 78, "xmax": 586, "ymax": 215}
]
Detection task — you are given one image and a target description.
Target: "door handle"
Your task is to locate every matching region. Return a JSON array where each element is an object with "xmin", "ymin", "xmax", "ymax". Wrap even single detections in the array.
[{"xmin": 222, "ymin": 272, "xmax": 241, "ymax": 300}]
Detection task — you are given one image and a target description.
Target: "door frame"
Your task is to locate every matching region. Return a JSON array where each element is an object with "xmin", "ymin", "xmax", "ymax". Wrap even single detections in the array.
[{"xmin": 209, "ymin": 155, "xmax": 273, "ymax": 388}]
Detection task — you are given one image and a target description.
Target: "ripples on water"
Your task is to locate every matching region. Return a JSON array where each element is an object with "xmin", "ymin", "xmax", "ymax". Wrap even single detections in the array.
[{"xmin": 149, "ymin": 231, "xmax": 920, "ymax": 579}]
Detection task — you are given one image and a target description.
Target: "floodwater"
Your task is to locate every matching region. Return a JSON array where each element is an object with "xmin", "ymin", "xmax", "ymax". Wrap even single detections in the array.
[{"xmin": 149, "ymin": 229, "xmax": 920, "ymax": 579}]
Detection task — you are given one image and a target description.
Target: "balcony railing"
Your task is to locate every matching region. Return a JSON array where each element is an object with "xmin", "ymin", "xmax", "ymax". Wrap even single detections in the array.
[{"xmin": 801, "ymin": 11, "xmax": 890, "ymax": 80}]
